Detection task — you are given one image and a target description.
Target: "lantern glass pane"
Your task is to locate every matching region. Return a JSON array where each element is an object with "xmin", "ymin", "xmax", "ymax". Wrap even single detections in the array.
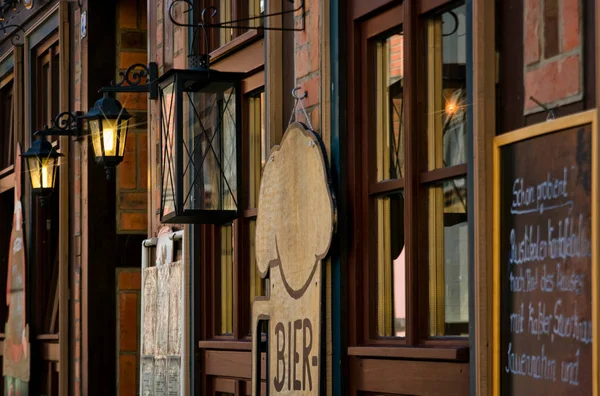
[
  {"xmin": 27, "ymin": 156, "xmax": 56, "ymax": 190},
  {"xmin": 183, "ymin": 82, "xmax": 238, "ymax": 213},
  {"xmin": 42, "ymin": 157, "xmax": 57, "ymax": 189},
  {"xmin": 90, "ymin": 119, "xmax": 102, "ymax": 158},
  {"xmin": 102, "ymin": 120, "xmax": 118, "ymax": 157},
  {"xmin": 27, "ymin": 157, "xmax": 41, "ymax": 189},
  {"xmin": 160, "ymin": 81, "xmax": 176, "ymax": 217},
  {"xmin": 118, "ymin": 118, "xmax": 129, "ymax": 157}
]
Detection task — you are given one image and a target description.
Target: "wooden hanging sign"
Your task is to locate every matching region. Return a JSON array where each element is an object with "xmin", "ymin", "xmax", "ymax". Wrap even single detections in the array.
[
  {"xmin": 4, "ymin": 144, "xmax": 30, "ymax": 395},
  {"xmin": 252, "ymin": 122, "xmax": 335, "ymax": 395},
  {"xmin": 493, "ymin": 110, "xmax": 600, "ymax": 396}
]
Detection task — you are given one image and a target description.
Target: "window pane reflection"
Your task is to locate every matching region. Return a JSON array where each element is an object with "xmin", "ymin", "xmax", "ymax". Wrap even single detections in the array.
[
  {"xmin": 376, "ymin": 32, "xmax": 404, "ymax": 182},
  {"xmin": 249, "ymin": 219, "xmax": 268, "ymax": 335},
  {"xmin": 220, "ymin": 223, "xmax": 234, "ymax": 335},
  {"xmin": 376, "ymin": 192, "xmax": 405, "ymax": 337},
  {"xmin": 427, "ymin": 5, "xmax": 467, "ymax": 170},
  {"xmin": 427, "ymin": 177, "xmax": 468, "ymax": 336},
  {"xmin": 249, "ymin": 92, "xmax": 267, "ymax": 209}
]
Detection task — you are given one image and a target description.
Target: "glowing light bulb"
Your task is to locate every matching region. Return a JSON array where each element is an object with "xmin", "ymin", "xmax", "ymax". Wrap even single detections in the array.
[
  {"xmin": 41, "ymin": 163, "xmax": 49, "ymax": 188},
  {"xmin": 445, "ymin": 101, "xmax": 458, "ymax": 115},
  {"xmin": 103, "ymin": 128, "xmax": 116, "ymax": 154}
]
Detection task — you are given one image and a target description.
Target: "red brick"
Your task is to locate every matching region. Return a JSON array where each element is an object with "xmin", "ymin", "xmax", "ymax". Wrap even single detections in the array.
[
  {"xmin": 118, "ymin": 355, "xmax": 137, "ymax": 396},
  {"xmin": 119, "ymin": 0, "xmax": 139, "ymax": 29},
  {"xmin": 310, "ymin": 107, "xmax": 320, "ymax": 131},
  {"xmin": 121, "ymin": 212, "xmax": 148, "ymax": 231},
  {"xmin": 174, "ymin": 52, "xmax": 186, "ymax": 69},
  {"xmin": 310, "ymin": 43, "xmax": 319, "ymax": 75},
  {"xmin": 174, "ymin": 27, "xmax": 185, "ymax": 55},
  {"xmin": 119, "ymin": 292, "xmax": 139, "ymax": 351},
  {"xmin": 296, "ymin": 46, "xmax": 311, "ymax": 78},
  {"xmin": 120, "ymin": 51, "xmax": 148, "ymax": 70},
  {"xmin": 139, "ymin": 133, "xmax": 148, "ymax": 188},
  {"xmin": 296, "ymin": 17, "xmax": 310, "ymax": 46},
  {"xmin": 156, "ymin": 21, "xmax": 164, "ymax": 47},
  {"xmin": 300, "ymin": 76, "xmax": 320, "ymax": 108},
  {"xmin": 561, "ymin": 0, "xmax": 580, "ymax": 52},
  {"xmin": 75, "ymin": 360, "xmax": 80, "ymax": 380},
  {"xmin": 120, "ymin": 192, "xmax": 148, "ymax": 210},
  {"xmin": 119, "ymin": 270, "xmax": 142, "ymax": 290},
  {"xmin": 524, "ymin": 0, "xmax": 541, "ymax": 65},
  {"xmin": 140, "ymin": 4, "xmax": 148, "ymax": 30},
  {"xmin": 524, "ymin": 54, "xmax": 581, "ymax": 111}
]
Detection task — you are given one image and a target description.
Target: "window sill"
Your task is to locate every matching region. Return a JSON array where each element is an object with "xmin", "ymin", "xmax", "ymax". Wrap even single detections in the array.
[
  {"xmin": 0, "ymin": 165, "xmax": 13, "ymax": 178},
  {"xmin": 36, "ymin": 334, "xmax": 59, "ymax": 341},
  {"xmin": 210, "ymin": 29, "xmax": 264, "ymax": 65},
  {"xmin": 199, "ymin": 340, "xmax": 252, "ymax": 351},
  {"xmin": 347, "ymin": 345, "xmax": 469, "ymax": 362}
]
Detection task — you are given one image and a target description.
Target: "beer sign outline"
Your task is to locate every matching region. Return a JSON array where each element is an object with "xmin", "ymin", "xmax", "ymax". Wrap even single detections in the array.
[{"xmin": 252, "ymin": 122, "xmax": 335, "ymax": 395}]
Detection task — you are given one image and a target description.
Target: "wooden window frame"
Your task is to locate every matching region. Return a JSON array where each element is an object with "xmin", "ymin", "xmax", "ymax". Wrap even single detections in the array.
[
  {"xmin": 198, "ymin": 72, "xmax": 265, "ymax": 345},
  {"xmin": 193, "ymin": 0, "xmax": 264, "ymax": 59},
  {"xmin": 0, "ymin": 71, "xmax": 15, "ymax": 176},
  {"xmin": 30, "ymin": 32, "xmax": 61, "ymax": 338},
  {"xmin": 33, "ymin": 32, "xmax": 60, "ymax": 134},
  {"xmin": 348, "ymin": 0, "xmax": 470, "ymax": 357}
]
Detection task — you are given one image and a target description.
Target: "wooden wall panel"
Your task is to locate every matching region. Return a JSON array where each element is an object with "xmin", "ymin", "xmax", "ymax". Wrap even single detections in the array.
[{"xmin": 350, "ymin": 357, "xmax": 469, "ymax": 395}]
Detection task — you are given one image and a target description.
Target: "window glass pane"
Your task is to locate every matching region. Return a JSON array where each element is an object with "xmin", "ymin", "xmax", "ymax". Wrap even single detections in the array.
[
  {"xmin": 0, "ymin": 80, "xmax": 13, "ymax": 170},
  {"xmin": 184, "ymin": 84, "xmax": 238, "ymax": 212},
  {"xmin": 249, "ymin": 219, "xmax": 268, "ymax": 335},
  {"xmin": 427, "ymin": 5, "xmax": 468, "ymax": 170},
  {"xmin": 375, "ymin": 32, "xmax": 404, "ymax": 182},
  {"xmin": 219, "ymin": 0, "xmax": 234, "ymax": 46},
  {"xmin": 249, "ymin": 91, "xmax": 266, "ymax": 209},
  {"xmin": 376, "ymin": 191, "xmax": 405, "ymax": 337},
  {"xmin": 159, "ymin": 82, "xmax": 176, "ymax": 217},
  {"xmin": 220, "ymin": 223, "xmax": 234, "ymax": 335},
  {"xmin": 427, "ymin": 176, "xmax": 468, "ymax": 337},
  {"xmin": 250, "ymin": 0, "xmax": 265, "ymax": 24}
]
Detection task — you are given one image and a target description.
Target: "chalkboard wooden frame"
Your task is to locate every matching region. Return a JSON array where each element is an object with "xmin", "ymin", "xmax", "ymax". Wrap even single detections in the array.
[{"xmin": 492, "ymin": 109, "xmax": 600, "ymax": 396}]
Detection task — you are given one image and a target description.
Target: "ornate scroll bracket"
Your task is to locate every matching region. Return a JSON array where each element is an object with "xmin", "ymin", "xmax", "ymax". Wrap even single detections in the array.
[
  {"xmin": 169, "ymin": 0, "xmax": 305, "ymax": 32},
  {"xmin": 33, "ymin": 111, "xmax": 84, "ymax": 139},
  {"xmin": 0, "ymin": 21, "xmax": 25, "ymax": 47},
  {"xmin": 99, "ymin": 62, "xmax": 159, "ymax": 100}
]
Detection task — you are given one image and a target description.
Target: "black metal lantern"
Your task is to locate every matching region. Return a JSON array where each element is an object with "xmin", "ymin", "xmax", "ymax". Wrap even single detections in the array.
[
  {"xmin": 83, "ymin": 92, "xmax": 132, "ymax": 180},
  {"xmin": 21, "ymin": 137, "xmax": 63, "ymax": 197},
  {"xmin": 158, "ymin": 59, "xmax": 243, "ymax": 224}
]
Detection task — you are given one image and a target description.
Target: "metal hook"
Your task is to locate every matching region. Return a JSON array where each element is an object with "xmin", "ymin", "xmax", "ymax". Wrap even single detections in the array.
[
  {"xmin": 289, "ymin": 87, "xmax": 313, "ymax": 130},
  {"xmin": 530, "ymin": 96, "xmax": 558, "ymax": 121},
  {"xmin": 292, "ymin": 87, "xmax": 308, "ymax": 101},
  {"xmin": 201, "ymin": 6, "xmax": 219, "ymax": 24}
]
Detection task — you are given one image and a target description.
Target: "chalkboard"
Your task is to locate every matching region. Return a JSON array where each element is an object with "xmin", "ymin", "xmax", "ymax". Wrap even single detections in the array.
[{"xmin": 493, "ymin": 111, "xmax": 599, "ymax": 396}]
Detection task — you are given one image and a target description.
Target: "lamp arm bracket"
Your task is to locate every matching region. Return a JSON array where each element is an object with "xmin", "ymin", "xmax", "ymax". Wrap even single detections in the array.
[
  {"xmin": 0, "ymin": 20, "xmax": 25, "ymax": 47},
  {"xmin": 33, "ymin": 111, "xmax": 84, "ymax": 138},
  {"xmin": 169, "ymin": 0, "xmax": 305, "ymax": 33},
  {"xmin": 99, "ymin": 62, "xmax": 159, "ymax": 100}
]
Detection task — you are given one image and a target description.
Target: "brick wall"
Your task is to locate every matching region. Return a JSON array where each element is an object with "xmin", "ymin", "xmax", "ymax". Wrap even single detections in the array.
[
  {"xmin": 72, "ymin": 7, "xmax": 83, "ymax": 395},
  {"xmin": 523, "ymin": 0, "xmax": 582, "ymax": 113},
  {"xmin": 116, "ymin": 269, "xmax": 142, "ymax": 396},
  {"xmin": 294, "ymin": 0, "xmax": 321, "ymax": 130},
  {"xmin": 116, "ymin": 0, "xmax": 149, "ymax": 234},
  {"xmin": 148, "ymin": 0, "xmax": 187, "ymax": 235},
  {"xmin": 70, "ymin": 2, "xmax": 149, "ymax": 394}
]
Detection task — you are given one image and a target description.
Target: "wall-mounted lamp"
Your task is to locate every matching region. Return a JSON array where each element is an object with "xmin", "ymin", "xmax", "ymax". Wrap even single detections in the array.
[
  {"xmin": 21, "ymin": 112, "xmax": 80, "ymax": 203},
  {"xmin": 21, "ymin": 137, "xmax": 62, "ymax": 203},
  {"xmin": 83, "ymin": 93, "xmax": 132, "ymax": 180},
  {"xmin": 22, "ymin": 90, "xmax": 133, "ymax": 201}
]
